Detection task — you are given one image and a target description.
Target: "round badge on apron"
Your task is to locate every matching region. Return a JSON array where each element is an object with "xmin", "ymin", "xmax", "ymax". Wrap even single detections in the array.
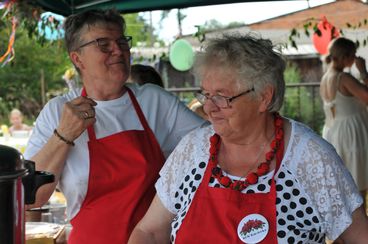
[{"xmin": 237, "ymin": 214, "xmax": 269, "ymax": 243}]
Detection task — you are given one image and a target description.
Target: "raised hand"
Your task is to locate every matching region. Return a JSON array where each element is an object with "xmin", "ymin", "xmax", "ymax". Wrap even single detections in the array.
[
  {"xmin": 56, "ymin": 96, "xmax": 97, "ymax": 143},
  {"xmin": 355, "ymin": 56, "xmax": 368, "ymax": 78}
]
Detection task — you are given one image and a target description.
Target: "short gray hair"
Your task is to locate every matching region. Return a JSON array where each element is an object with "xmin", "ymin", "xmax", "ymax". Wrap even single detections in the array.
[
  {"xmin": 193, "ymin": 33, "xmax": 286, "ymax": 112},
  {"xmin": 63, "ymin": 9, "xmax": 126, "ymax": 53}
]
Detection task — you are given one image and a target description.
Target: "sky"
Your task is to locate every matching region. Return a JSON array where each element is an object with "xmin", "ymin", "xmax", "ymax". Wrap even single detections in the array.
[{"xmin": 141, "ymin": 0, "xmax": 335, "ymax": 43}]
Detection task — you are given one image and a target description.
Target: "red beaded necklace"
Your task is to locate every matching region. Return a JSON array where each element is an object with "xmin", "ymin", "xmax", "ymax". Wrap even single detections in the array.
[{"xmin": 209, "ymin": 113, "xmax": 284, "ymax": 191}]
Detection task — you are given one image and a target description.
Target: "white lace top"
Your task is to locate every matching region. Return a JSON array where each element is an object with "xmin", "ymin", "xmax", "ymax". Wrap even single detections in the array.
[{"xmin": 155, "ymin": 119, "xmax": 363, "ymax": 243}]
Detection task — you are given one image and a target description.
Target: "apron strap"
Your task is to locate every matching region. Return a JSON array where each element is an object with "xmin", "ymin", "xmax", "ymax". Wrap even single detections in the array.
[
  {"xmin": 125, "ymin": 86, "xmax": 152, "ymax": 132},
  {"xmin": 125, "ymin": 86, "xmax": 163, "ymax": 156}
]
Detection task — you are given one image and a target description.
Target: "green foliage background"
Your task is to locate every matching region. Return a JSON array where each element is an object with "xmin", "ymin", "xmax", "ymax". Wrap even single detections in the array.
[
  {"xmin": 281, "ymin": 62, "xmax": 324, "ymax": 134},
  {"xmin": 0, "ymin": 27, "xmax": 70, "ymax": 125}
]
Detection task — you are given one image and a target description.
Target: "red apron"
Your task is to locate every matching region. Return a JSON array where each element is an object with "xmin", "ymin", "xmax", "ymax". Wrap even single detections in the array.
[
  {"xmin": 175, "ymin": 137, "xmax": 284, "ymax": 244},
  {"xmin": 68, "ymin": 87, "xmax": 165, "ymax": 244}
]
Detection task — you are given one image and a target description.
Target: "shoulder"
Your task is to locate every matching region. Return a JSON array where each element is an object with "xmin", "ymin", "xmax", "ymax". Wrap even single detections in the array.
[
  {"xmin": 156, "ymin": 125, "xmax": 212, "ymax": 213},
  {"xmin": 46, "ymin": 88, "xmax": 81, "ymax": 107},
  {"xmin": 22, "ymin": 124, "xmax": 32, "ymax": 130},
  {"xmin": 162, "ymin": 124, "xmax": 213, "ymax": 175},
  {"xmin": 125, "ymin": 83, "xmax": 182, "ymax": 111},
  {"xmin": 126, "ymin": 83, "xmax": 175, "ymax": 100},
  {"xmin": 284, "ymin": 119, "xmax": 340, "ymax": 173},
  {"xmin": 290, "ymin": 119, "xmax": 333, "ymax": 151},
  {"xmin": 38, "ymin": 89, "xmax": 81, "ymax": 123},
  {"xmin": 340, "ymin": 72, "xmax": 359, "ymax": 87},
  {"xmin": 177, "ymin": 124, "xmax": 213, "ymax": 148},
  {"xmin": 340, "ymin": 71, "xmax": 355, "ymax": 80}
]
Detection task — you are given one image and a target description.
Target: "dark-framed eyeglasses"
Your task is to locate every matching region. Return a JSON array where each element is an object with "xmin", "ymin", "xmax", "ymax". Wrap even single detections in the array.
[
  {"xmin": 195, "ymin": 87, "xmax": 255, "ymax": 109},
  {"xmin": 78, "ymin": 36, "xmax": 133, "ymax": 53}
]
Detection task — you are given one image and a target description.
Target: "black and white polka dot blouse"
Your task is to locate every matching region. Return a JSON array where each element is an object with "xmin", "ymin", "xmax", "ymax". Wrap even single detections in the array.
[{"xmin": 155, "ymin": 119, "xmax": 362, "ymax": 243}]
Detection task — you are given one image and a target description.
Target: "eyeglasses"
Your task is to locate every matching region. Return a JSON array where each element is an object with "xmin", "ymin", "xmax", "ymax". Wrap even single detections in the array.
[
  {"xmin": 195, "ymin": 87, "xmax": 255, "ymax": 108},
  {"xmin": 78, "ymin": 36, "xmax": 133, "ymax": 53}
]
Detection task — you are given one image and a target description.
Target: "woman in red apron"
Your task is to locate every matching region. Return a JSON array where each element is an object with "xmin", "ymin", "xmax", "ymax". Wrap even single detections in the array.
[
  {"xmin": 129, "ymin": 34, "xmax": 368, "ymax": 244},
  {"xmin": 67, "ymin": 87, "xmax": 165, "ymax": 243},
  {"xmin": 174, "ymin": 114, "xmax": 284, "ymax": 244}
]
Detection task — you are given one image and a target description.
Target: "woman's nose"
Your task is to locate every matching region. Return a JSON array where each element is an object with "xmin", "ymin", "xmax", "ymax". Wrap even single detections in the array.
[
  {"xmin": 111, "ymin": 42, "xmax": 125, "ymax": 55},
  {"xmin": 204, "ymin": 98, "xmax": 219, "ymax": 112}
]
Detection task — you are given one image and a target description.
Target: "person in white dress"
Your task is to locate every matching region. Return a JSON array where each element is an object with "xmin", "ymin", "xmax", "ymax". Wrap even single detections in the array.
[{"xmin": 320, "ymin": 37, "xmax": 368, "ymax": 211}]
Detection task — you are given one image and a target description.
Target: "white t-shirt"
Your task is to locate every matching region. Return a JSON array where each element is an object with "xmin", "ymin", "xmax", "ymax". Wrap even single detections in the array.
[
  {"xmin": 156, "ymin": 119, "xmax": 363, "ymax": 243},
  {"xmin": 24, "ymin": 83, "xmax": 207, "ymax": 219}
]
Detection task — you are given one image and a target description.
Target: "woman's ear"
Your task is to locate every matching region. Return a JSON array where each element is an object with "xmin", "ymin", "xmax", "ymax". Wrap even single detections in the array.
[
  {"xmin": 258, "ymin": 85, "xmax": 274, "ymax": 113},
  {"xmin": 69, "ymin": 51, "xmax": 84, "ymax": 70}
]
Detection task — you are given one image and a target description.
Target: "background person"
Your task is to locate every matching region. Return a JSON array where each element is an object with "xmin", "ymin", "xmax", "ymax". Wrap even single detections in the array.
[
  {"xmin": 129, "ymin": 64, "xmax": 164, "ymax": 88},
  {"xmin": 187, "ymin": 98, "xmax": 208, "ymax": 120},
  {"xmin": 129, "ymin": 34, "xmax": 368, "ymax": 244},
  {"xmin": 24, "ymin": 9, "xmax": 206, "ymax": 244},
  {"xmin": 8, "ymin": 108, "xmax": 32, "ymax": 135},
  {"xmin": 320, "ymin": 37, "xmax": 368, "ymax": 211}
]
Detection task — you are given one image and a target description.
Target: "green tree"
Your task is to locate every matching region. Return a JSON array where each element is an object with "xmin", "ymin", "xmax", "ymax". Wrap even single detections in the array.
[
  {"xmin": 0, "ymin": 26, "xmax": 70, "ymax": 124},
  {"xmin": 159, "ymin": 9, "xmax": 186, "ymax": 38},
  {"xmin": 227, "ymin": 21, "xmax": 245, "ymax": 29},
  {"xmin": 202, "ymin": 19, "xmax": 224, "ymax": 31},
  {"xmin": 124, "ymin": 13, "xmax": 159, "ymax": 47},
  {"xmin": 281, "ymin": 62, "xmax": 324, "ymax": 134},
  {"xmin": 201, "ymin": 19, "xmax": 244, "ymax": 31}
]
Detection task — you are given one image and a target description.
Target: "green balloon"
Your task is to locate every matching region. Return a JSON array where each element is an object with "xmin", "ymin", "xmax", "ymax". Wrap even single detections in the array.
[{"xmin": 169, "ymin": 39, "xmax": 194, "ymax": 71}]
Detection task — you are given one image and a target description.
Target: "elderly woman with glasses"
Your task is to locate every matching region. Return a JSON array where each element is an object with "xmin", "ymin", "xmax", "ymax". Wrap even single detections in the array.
[
  {"xmin": 24, "ymin": 9, "xmax": 206, "ymax": 244},
  {"xmin": 128, "ymin": 34, "xmax": 368, "ymax": 244}
]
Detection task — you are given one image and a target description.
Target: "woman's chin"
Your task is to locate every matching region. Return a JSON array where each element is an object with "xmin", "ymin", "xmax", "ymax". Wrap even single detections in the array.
[{"xmin": 212, "ymin": 123, "xmax": 227, "ymax": 136}]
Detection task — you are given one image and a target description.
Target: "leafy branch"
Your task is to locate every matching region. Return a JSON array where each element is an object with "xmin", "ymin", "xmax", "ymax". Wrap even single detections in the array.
[
  {"xmin": 1, "ymin": 0, "xmax": 63, "ymax": 46},
  {"xmin": 288, "ymin": 16, "xmax": 368, "ymax": 49},
  {"xmin": 193, "ymin": 25, "xmax": 205, "ymax": 43}
]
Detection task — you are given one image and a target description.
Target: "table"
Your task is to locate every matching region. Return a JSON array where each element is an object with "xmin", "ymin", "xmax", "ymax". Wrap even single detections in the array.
[
  {"xmin": 26, "ymin": 222, "xmax": 67, "ymax": 244},
  {"xmin": 0, "ymin": 135, "xmax": 29, "ymax": 154}
]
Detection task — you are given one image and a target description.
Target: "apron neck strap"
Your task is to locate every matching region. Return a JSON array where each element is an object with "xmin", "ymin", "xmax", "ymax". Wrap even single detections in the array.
[
  {"xmin": 125, "ymin": 87, "xmax": 151, "ymax": 131},
  {"xmin": 81, "ymin": 86, "xmax": 152, "ymax": 141}
]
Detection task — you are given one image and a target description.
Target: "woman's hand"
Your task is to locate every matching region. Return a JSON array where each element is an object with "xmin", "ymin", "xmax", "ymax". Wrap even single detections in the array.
[
  {"xmin": 57, "ymin": 96, "xmax": 97, "ymax": 142},
  {"xmin": 355, "ymin": 57, "xmax": 368, "ymax": 79}
]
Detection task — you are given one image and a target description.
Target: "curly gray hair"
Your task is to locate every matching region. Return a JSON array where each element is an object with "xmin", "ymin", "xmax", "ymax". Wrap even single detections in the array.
[{"xmin": 193, "ymin": 33, "xmax": 286, "ymax": 112}]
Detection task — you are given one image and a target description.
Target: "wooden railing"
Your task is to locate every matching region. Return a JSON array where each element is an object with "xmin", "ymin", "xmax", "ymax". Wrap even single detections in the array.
[{"xmin": 167, "ymin": 82, "xmax": 324, "ymax": 135}]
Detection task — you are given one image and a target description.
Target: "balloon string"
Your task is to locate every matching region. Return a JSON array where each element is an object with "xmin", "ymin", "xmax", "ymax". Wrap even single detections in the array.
[
  {"xmin": 1, "ymin": 49, "xmax": 15, "ymax": 67},
  {"xmin": 0, "ymin": 16, "xmax": 17, "ymax": 65},
  {"xmin": 1, "ymin": 0, "xmax": 14, "ymax": 18}
]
